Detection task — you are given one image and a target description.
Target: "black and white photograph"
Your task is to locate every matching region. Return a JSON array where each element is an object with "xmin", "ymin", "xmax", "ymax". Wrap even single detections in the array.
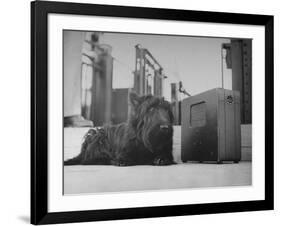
[
  {"xmin": 29, "ymin": 1, "xmax": 274, "ymax": 224},
  {"xmin": 63, "ymin": 30, "xmax": 252, "ymax": 194},
  {"xmin": 0, "ymin": 0, "xmax": 278, "ymax": 224}
]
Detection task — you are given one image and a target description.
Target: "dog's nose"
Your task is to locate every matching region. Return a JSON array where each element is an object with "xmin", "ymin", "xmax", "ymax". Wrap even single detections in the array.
[{"xmin": 160, "ymin": 125, "xmax": 170, "ymax": 131}]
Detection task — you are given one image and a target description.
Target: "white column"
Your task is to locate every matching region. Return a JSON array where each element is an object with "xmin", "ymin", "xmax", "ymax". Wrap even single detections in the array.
[{"xmin": 63, "ymin": 30, "xmax": 85, "ymax": 117}]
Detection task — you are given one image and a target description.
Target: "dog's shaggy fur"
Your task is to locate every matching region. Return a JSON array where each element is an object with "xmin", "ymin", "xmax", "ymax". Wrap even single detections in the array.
[{"xmin": 64, "ymin": 93, "xmax": 174, "ymax": 166}]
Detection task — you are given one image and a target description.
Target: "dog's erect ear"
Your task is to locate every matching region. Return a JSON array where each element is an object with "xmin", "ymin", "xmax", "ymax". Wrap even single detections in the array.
[{"xmin": 129, "ymin": 92, "xmax": 141, "ymax": 107}]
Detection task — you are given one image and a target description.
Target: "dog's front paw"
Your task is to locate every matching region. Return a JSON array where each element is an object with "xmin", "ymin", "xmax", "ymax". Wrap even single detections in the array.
[
  {"xmin": 153, "ymin": 157, "xmax": 174, "ymax": 166},
  {"xmin": 112, "ymin": 160, "xmax": 133, "ymax": 167}
]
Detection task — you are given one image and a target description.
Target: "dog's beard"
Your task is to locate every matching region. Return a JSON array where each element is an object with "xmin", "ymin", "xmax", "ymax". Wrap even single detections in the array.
[{"xmin": 141, "ymin": 125, "xmax": 173, "ymax": 153}]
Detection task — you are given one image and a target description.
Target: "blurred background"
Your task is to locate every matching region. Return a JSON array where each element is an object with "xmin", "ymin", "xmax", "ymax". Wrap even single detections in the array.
[{"xmin": 63, "ymin": 30, "xmax": 252, "ymax": 129}]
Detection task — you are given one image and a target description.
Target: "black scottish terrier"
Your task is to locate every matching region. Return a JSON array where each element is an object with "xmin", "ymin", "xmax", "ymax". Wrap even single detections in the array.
[{"xmin": 64, "ymin": 93, "xmax": 174, "ymax": 166}]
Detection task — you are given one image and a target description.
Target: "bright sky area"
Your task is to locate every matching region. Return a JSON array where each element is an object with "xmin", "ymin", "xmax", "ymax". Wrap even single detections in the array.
[{"xmin": 99, "ymin": 32, "xmax": 232, "ymax": 101}]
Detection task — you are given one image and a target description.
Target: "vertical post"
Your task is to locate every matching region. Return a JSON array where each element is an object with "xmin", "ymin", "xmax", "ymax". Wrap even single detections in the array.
[
  {"xmin": 242, "ymin": 40, "xmax": 252, "ymax": 124},
  {"xmin": 134, "ymin": 45, "xmax": 146, "ymax": 95},
  {"xmin": 140, "ymin": 50, "xmax": 146, "ymax": 95},
  {"xmin": 93, "ymin": 52, "xmax": 113, "ymax": 126},
  {"xmin": 231, "ymin": 39, "xmax": 252, "ymax": 124},
  {"xmin": 171, "ymin": 83, "xmax": 179, "ymax": 125},
  {"xmin": 231, "ymin": 40, "xmax": 244, "ymax": 123},
  {"xmin": 154, "ymin": 70, "xmax": 163, "ymax": 97},
  {"xmin": 103, "ymin": 53, "xmax": 113, "ymax": 124},
  {"xmin": 221, "ymin": 45, "xmax": 224, "ymax": 89},
  {"xmin": 154, "ymin": 71, "xmax": 158, "ymax": 96},
  {"xmin": 134, "ymin": 46, "xmax": 140, "ymax": 94}
]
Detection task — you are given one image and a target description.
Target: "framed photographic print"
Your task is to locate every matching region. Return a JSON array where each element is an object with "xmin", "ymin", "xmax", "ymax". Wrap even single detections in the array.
[{"xmin": 31, "ymin": 0, "xmax": 274, "ymax": 224}]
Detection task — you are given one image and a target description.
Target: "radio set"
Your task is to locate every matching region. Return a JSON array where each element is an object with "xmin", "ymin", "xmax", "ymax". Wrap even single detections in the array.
[{"xmin": 181, "ymin": 88, "xmax": 241, "ymax": 163}]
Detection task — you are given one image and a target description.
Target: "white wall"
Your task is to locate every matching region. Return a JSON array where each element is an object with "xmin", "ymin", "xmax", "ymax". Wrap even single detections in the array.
[{"xmin": 0, "ymin": 0, "xmax": 279, "ymax": 225}]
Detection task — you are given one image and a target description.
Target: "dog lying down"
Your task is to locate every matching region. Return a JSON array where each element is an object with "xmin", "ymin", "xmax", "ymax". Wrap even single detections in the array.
[{"xmin": 64, "ymin": 93, "xmax": 175, "ymax": 166}]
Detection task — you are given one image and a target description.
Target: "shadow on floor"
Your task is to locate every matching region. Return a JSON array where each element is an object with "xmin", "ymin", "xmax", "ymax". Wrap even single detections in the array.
[{"xmin": 18, "ymin": 216, "xmax": 30, "ymax": 224}]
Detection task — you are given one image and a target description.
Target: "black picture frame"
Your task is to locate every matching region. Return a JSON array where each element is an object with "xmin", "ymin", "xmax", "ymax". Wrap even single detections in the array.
[{"xmin": 31, "ymin": 0, "xmax": 274, "ymax": 224}]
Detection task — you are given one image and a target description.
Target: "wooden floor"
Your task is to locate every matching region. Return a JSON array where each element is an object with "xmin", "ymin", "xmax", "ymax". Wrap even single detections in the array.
[{"xmin": 64, "ymin": 126, "xmax": 252, "ymax": 194}]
